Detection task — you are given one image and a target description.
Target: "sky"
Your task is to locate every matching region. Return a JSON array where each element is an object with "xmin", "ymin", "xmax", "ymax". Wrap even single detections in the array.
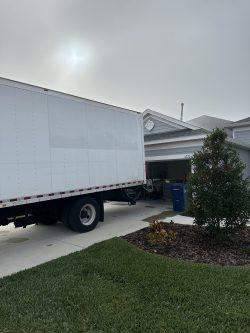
[{"xmin": 0, "ymin": 0, "xmax": 249, "ymax": 121}]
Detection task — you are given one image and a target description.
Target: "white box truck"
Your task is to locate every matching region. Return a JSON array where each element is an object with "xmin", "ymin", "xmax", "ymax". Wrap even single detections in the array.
[{"xmin": 0, "ymin": 77, "xmax": 145, "ymax": 232}]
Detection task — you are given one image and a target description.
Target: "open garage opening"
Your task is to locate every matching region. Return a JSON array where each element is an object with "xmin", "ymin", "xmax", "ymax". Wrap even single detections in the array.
[{"xmin": 145, "ymin": 159, "xmax": 191, "ymax": 203}]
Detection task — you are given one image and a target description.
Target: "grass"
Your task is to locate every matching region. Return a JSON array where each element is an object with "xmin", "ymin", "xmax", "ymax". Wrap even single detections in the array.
[{"xmin": 0, "ymin": 238, "xmax": 249, "ymax": 333}]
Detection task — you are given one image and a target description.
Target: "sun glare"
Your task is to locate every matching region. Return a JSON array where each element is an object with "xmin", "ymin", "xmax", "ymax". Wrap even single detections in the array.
[
  {"xmin": 55, "ymin": 43, "xmax": 91, "ymax": 71},
  {"xmin": 69, "ymin": 50, "xmax": 85, "ymax": 67}
]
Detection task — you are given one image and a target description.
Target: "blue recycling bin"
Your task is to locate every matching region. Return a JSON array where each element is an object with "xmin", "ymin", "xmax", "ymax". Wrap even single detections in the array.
[{"xmin": 170, "ymin": 183, "xmax": 185, "ymax": 212}]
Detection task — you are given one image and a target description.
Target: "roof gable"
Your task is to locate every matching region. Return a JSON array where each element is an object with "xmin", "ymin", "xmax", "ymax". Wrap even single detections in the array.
[{"xmin": 143, "ymin": 109, "xmax": 199, "ymax": 135}]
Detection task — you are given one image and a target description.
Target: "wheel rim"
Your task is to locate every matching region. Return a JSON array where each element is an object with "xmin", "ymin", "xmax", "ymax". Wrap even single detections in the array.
[{"xmin": 79, "ymin": 204, "xmax": 96, "ymax": 226}]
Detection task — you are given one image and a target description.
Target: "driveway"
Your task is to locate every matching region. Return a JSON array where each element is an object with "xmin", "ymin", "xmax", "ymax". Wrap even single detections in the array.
[{"xmin": 0, "ymin": 201, "xmax": 168, "ymax": 278}]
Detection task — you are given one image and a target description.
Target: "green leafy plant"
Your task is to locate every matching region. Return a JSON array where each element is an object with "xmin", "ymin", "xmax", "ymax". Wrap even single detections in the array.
[
  {"xmin": 187, "ymin": 128, "xmax": 250, "ymax": 236},
  {"xmin": 147, "ymin": 220, "xmax": 177, "ymax": 247}
]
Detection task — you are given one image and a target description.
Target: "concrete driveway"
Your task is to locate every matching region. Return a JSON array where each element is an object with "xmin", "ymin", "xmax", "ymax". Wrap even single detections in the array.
[{"xmin": 0, "ymin": 201, "xmax": 167, "ymax": 278}]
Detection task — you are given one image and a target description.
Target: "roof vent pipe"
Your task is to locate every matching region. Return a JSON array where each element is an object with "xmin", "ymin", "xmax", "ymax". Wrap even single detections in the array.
[{"xmin": 180, "ymin": 102, "xmax": 184, "ymax": 121}]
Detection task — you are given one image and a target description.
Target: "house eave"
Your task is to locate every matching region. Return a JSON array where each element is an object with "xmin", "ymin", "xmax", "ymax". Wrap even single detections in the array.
[
  {"xmin": 145, "ymin": 154, "xmax": 193, "ymax": 162},
  {"xmin": 144, "ymin": 134, "xmax": 206, "ymax": 146},
  {"xmin": 144, "ymin": 133, "xmax": 250, "ymax": 150}
]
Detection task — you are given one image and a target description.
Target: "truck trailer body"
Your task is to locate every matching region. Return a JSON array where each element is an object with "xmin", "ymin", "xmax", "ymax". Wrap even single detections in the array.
[{"xmin": 0, "ymin": 77, "xmax": 145, "ymax": 232}]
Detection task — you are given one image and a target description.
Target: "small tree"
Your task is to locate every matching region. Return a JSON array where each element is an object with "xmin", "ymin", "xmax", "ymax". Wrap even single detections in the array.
[{"xmin": 187, "ymin": 128, "xmax": 250, "ymax": 235}]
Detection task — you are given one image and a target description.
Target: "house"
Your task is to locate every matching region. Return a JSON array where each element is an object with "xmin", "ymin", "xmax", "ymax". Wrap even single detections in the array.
[
  {"xmin": 226, "ymin": 117, "xmax": 250, "ymax": 145},
  {"xmin": 143, "ymin": 110, "xmax": 250, "ymax": 199}
]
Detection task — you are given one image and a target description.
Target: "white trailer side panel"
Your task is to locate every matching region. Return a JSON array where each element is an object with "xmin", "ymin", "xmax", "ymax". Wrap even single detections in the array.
[{"xmin": 0, "ymin": 78, "xmax": 145, "ymax": 203}]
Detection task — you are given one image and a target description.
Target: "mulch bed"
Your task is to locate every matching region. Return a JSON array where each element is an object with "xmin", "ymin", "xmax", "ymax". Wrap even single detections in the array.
[{"xmin": 122, "ymin": 223, "xmax": 250, "ymax": 266}]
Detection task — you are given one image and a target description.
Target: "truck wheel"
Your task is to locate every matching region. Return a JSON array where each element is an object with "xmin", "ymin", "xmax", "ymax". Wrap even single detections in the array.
[{"xmin": 68, "ymin": 197, "xmax": 100, "ymax": 232}]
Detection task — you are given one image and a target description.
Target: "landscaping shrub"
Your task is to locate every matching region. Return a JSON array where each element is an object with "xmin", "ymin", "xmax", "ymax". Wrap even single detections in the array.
[
  {"xmin": 187, "ymin": 128, "xmax": 250, "ymax": 236},
  {"xmin": 147, "ymin": 220, "xmax": 177, "ymax": 247}
]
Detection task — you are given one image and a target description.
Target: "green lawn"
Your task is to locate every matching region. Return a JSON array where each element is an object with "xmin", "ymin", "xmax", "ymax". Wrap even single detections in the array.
[{"xmin": 0, "ymin": 238, "xmax": 249, "ymax": 333}]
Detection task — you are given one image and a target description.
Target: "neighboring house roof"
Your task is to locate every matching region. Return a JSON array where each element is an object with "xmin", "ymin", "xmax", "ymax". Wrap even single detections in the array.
[
  {"xmin": 234, "ymin": 117, "xmax": 250, "ymax": 124},
  {"xmin": 143, "ymin": 109, "xmax": 200, "ymax": 131},
  {"xmin": 226, "ymin": 117, "xmax": 250, "ymax": 128},
  {"xmin": 187, "ymin": 115, "xmax": 233, "ymax": 131}
]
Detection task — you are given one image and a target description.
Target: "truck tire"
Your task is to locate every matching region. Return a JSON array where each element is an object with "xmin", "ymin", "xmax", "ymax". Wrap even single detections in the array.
[
  {"xmin": 68, "ymin": 197, "xmax": 100, "ymax": 232},
  {"xmin": 61, "ymin": 202, "xmax": 73, "ymax": 229}
]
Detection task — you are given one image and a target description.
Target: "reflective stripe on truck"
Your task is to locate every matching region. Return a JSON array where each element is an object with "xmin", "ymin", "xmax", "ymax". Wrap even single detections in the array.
[{"xmin": 0, "ymin": 180, "xmax": 144, "ymax": 208}]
